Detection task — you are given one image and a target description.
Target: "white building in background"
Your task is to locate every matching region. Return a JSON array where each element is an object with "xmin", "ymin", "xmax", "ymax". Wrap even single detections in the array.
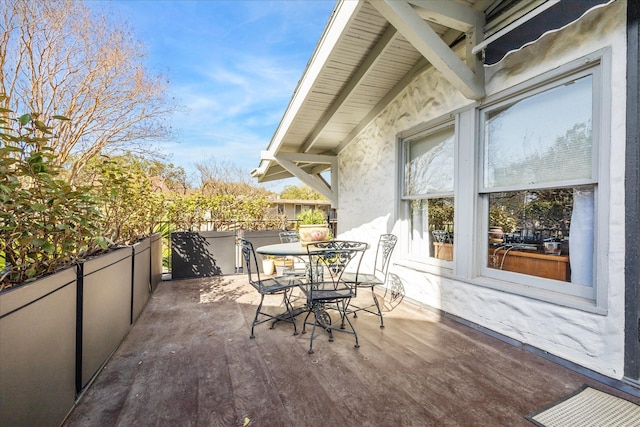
[
  {"xmin": 253, "ymin": 0, "xmax": 640, "ymax": 393},
  {"xmin": 267, "ymin": 198, "xmax": 336, "ymax": 221}
]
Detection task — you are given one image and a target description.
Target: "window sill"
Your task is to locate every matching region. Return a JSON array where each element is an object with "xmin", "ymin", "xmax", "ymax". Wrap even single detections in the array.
[
  {"xmin": 470, "ymin": 276, "xmax": 607, "ymax": 315},
  {"xmin": 395, "ymin": 258, "xmax": 607, "ymax": 315}
]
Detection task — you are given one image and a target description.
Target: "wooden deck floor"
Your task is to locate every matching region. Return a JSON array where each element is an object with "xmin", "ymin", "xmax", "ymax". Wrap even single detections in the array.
[{"xmin": 63, "ymin": 275, "xmax": 640, "ymax": 426}]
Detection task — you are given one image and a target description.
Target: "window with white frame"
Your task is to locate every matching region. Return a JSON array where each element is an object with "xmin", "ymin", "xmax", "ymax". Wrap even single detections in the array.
[
  {"xmin": 402, "ymin": 122, "xmax": 455, "ymax": 261},
  {"xmin": 480, "ymin": 66, "xmax": 599, "ymax": 298}
]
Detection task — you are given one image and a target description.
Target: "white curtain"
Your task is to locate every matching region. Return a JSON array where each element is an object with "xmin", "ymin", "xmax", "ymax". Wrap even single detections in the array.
[{"xmin": 569, "ymin": 188, "xmax": 594, "ymax": 285}]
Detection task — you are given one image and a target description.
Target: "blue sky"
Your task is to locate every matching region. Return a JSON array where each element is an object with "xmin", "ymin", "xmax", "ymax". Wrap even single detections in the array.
[{"xmin": 86, "ymin": 0, "xmax": 336, "ymax": 191}]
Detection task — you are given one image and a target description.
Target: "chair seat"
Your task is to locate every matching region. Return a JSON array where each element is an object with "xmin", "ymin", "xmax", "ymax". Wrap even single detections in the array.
[
  {"xmin": 341, "ymin": 272, "xmax": 382, "ymax": 286},
  {"xmin": 304, "ymin": 285, "xmax": 354, "ymax": 302},
  {"xmin": 251, "ymin": 277, "xmax": 301, "ymax": 295}
]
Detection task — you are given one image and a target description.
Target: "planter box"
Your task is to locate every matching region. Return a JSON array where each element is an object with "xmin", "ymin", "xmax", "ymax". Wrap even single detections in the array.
[
  {"xmin": 0, "ymin": 242, "xmax": 154, "ymax": 425},
  {"xmin": 150, "ymin": 232, "xmax": 163, "ymax": 291},
  {"xmin": 0, "ymin": 267, "xmax": 77, "ymax": 427},
  {"xmin": 79, "ymin": 247, "xmax": 133, "ymax": 389},
  {"xmin": 132, "ymin": 237, "xmax": 152, "ymax": 323},
  {"xmin": 171, "ymin": 231, "xmax": 237, "ymax": 278}
]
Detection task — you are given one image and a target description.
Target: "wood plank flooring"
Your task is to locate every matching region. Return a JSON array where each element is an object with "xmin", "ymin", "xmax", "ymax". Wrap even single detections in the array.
[{"xmin": 63, "ymin": 275, "xmax": 640, "ymax": 426}]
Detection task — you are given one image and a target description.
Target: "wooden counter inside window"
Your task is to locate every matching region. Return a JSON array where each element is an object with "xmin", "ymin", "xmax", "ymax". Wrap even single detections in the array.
[
  {"xmin": 489, "ymin": 247, "xmax": 570, "ymax": 282},
  {"xmin": 433, "ymin": 242, "xmax": 453, "ymax": 261}
]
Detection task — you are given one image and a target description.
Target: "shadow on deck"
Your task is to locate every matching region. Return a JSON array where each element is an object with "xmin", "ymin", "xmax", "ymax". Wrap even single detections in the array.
[{"xmin": 63, "ymin": 275, "xmax": 640, "ymax": 426}]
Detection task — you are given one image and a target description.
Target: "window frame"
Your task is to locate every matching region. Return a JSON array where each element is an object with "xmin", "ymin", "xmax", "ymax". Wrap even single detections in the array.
[
  {"xmin": 400, "ymin": 118, "xmax": 456, "ymax": 265},
  {"xmin": 394, "ymin": 49, "xmax": 610, "ymax": 311},
  {"xmin": 479, "ymin": 67, "xmax": 599, "ymax": 194},
  {"xmin": 475, "ymin": 50, "xmax": 610, "ymax": 308}
]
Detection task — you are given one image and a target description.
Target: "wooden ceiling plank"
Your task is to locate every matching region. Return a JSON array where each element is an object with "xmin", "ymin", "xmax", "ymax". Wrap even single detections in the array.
[{"xmin": 300, "ymin": 24, "xmax": 400, "ymax": 153}]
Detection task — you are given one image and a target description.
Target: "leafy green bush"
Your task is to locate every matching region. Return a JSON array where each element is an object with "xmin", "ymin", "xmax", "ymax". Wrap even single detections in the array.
[
  {"xmin": 0, "ymin": 111, "xmax": 107, "ymax": 289},
  {"xmin": 296, "ymin": 209, "xmax": 327, "ymax": 225},
  {"xmin": 84, "ymin": 155, "xmax": 166, "ymax": 245}
]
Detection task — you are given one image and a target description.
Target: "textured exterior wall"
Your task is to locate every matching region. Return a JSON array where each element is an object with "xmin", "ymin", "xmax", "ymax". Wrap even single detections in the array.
[{"xmin": 338, "ymin": 0, "xmax": 626, "ymax": 378}]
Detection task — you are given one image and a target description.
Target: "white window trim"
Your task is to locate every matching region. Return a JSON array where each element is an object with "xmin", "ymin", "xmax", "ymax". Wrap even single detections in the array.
[
  {"xmin": 471, "ymin": 48, "xmax": 611, "ymax": 312},
  {"xmin": 398, "ymin": 116, "xmax": 457, "ymax": 267},
  {"xmin": 395, "ymin": 48, "xmax": 611, "ymax": 313}
]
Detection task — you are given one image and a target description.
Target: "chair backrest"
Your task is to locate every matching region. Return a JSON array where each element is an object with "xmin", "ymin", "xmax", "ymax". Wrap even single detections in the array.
[
  {"xmin": 432, "ymin": 230, "xmax": 452, "ymax": 243},
  {"xmin": 373, "ymin": 234, "xmax": 397, "ymax": 282},
  {"xmin": 240, "ymin": 239, "xmax": 262, "ymax": 289},
  {"xmin": 381, "ymin": 273, "xmax": 406, "ymax": 312},
  {"xmin": 279, "ymin": 230, "xmax": 299, "ymax": 243},
  {"xmin": 306, "ymin": 240, "xmax": 367, "ymax": 290}
]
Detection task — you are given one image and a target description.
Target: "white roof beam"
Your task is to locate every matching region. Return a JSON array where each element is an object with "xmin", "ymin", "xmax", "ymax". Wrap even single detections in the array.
[
  {"xmin": 407, "ymin": 0, "xmax": 481, "ymax": 32},
  {"xmin": 260, "ymin": 151, "xmax": 337, "ymax": 206},
  {"xmin": 263, "ymin": 152, "xmax": 335, "ymax": 165},
  {"xmin": 370, "ymin": 0, "xmax": 485, "ymax": 100}
]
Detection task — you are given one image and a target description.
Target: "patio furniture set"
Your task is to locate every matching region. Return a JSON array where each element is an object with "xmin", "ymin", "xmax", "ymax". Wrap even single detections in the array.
[{"xmin": 240, "ymin": 233, "xmax": 399, "ymax": 354}]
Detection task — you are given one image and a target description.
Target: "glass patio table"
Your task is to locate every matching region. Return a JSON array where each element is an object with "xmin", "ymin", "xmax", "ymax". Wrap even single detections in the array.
[
  {"xmin": 256, "ymin": 242, "xmax": 310, "ymax": 281},
  {"xmin": 256, "ymin": 242, "xmax": 308, "ymax": 257}
]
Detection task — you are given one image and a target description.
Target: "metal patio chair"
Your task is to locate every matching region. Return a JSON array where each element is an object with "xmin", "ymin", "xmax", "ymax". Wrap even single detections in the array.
[
  {"xmin": 301, "ymin": 240, "xmax": 368, "ymax": 354},
  {"xmin": 279, "ymin": 230, "xmax": 299, "ymax": 243},
  {"xmin": 342, "ymin": 234, "xmax": 397, "ymax": 328},
  {"xmin": 240, "ymin": 239, "xmax": 303, "ymax": 338},
  {"xmin": 278, "ymin": 230, "xmax": 307, "ymax": 279}
]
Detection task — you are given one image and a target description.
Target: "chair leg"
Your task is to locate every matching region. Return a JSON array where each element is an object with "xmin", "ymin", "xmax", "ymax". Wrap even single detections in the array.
[
  {"xmin": 308, "ymin": 310, "xmax": 320, "ymax": 354},
  {"xmin": 307, "ymin": 306, "xmax": 333, "ymax": 353},
  {"xmin": 283, "ymin": 289, "xmax": 299, "ymax": 336},
  {"xmin": 250, "ymin": 294, "xmax": 265, "ymax": 339},
  {"xmin": 353, "ymin": 286, "xmax": 359, "ymax": 318},
  {"xmin": 301, "ymin": 309, "xmax": 313, "ymax": 334},
  {"xmin": 268, "ymin": 290, "xmax": 299, "ymax": 335},
  {"xmin": 351, "ymin": 285, "xmax": 384, "ymax": 328},
  {"xmin": 371, "ymin": 287, "xmax": 384, "ymax": 328},
  {"xmin": 338, "ymin": 301, "xmax": 348, "ymax": 329},
  {"xmin": 341, "ymin": 308, "xmax": 360, "ymax": 349}
]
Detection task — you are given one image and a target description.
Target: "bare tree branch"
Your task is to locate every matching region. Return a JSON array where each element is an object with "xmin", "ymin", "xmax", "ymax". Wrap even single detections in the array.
[{"xmin": 0, "ymin": 0, "xmax": 179, "ymax": 182}]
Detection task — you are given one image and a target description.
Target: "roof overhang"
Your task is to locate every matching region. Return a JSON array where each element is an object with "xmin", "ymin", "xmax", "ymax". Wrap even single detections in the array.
[{"xmin": 251, "ymin": 0, "xmax": 607, "ymax": 207}]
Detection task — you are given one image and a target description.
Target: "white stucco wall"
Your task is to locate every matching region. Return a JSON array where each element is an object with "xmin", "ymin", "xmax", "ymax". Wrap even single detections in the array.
[{"xmin": 337, "ymin": 0, "xmax": 627, "ymax": 379}]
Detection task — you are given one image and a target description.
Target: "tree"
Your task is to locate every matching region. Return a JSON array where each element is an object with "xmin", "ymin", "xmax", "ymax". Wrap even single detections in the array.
[
  {"xmin": 142, "ymin": 159, "xmax": 190, "ymax": 194},
  {"xmin": 279, "ymin": 184, "xmax": 325, "ymax": 200},
  {"xmin": 196, "ymin": 159, "xmax": 274, "ymax": 198},
  {"xmin": 0, "ymin": 0, "xmax": 178, "ymax": 183},
  {"xmin": 192, "ymin": 159, "xmax": 284, "ymax": 229}
]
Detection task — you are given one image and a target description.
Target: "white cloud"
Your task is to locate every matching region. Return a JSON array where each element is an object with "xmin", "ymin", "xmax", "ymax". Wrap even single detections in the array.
[{"xmin": 88, "ymin": 0, "xmax": 335, "ymax": 189}]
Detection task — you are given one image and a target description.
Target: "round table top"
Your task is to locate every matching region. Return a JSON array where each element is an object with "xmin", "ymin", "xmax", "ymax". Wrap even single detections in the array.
[{"xmin": 255, "ymin": 242, "xmax": 308, "ymax": 257}]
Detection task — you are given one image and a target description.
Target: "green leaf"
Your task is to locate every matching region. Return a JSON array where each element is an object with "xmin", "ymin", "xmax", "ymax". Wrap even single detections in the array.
[
  {"xmin": 18, "ymin": 114, "xmax": 31, "ymax": 125},
  {"xmin": 0, "ymin": 146, "xmax": 23, "ymax": 153},
  {"xmin": 32, "ymin": 238, "xmax": 46, "ymax": 247}
]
